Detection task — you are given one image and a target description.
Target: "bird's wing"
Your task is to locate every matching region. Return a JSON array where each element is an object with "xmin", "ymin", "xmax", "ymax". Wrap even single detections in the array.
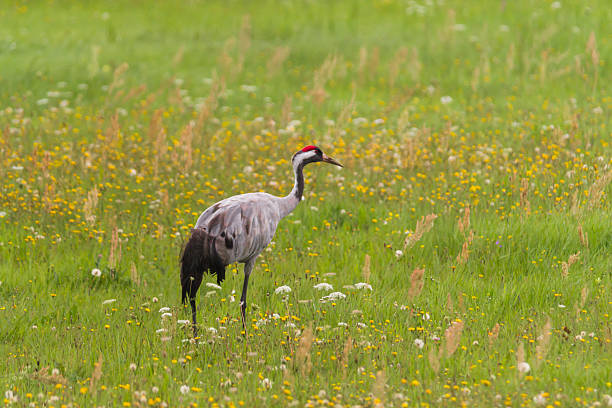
[{"xmin": 194, "ymin": 193, "xmax": 282, "ymax": 263}]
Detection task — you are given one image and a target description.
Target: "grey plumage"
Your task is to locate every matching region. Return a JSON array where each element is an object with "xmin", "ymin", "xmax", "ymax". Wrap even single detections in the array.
[{"xmin": 180, "ymin": 146, "xmax": 342, "ymax": 336}]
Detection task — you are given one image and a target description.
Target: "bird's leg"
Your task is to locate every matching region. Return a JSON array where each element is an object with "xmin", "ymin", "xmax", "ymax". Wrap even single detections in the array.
[
  {"xmin": 240, "ymin": 258, "xmax": 255, "ymax": 335},
  {"xmin": 190, "ymin": 297, "xmax": 198, "ymax": 338}
]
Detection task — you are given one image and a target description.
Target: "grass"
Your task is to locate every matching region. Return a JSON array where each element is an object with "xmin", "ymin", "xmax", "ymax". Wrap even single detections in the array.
[{"xmin": 0, "ymin": 0, "xmax": 611, "ymax": 406}]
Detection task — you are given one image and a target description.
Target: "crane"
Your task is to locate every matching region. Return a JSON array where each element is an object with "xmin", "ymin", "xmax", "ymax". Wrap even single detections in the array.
[{"xmin": 180, "ymin": 145, "xmax": 343, "ymax": 336}]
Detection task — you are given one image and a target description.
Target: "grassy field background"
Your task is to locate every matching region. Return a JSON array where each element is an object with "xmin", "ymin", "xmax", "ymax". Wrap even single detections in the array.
[{"xmin": 1, "ymin": 0, "xmax": 611, "ymax": 406}]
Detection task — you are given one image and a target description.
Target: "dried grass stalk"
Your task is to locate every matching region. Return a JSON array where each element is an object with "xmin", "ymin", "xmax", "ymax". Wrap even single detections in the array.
[
  {"xmin": 32, "ymin": 367, "xmax": 68, "ymax": 386},
  {"xmin": 587, "ymin": 170, "xmax": 612, "ymax": 210},
  {"xmin": 340, "ymin": 335, "xmax": 352, "ymax": 376},
  {"xmin": 90, "ymin": 354, "xmax": 103, "ymax": 391},
  {"xmin": 488, "ymin": 323, "xmax": 501, "ymax": 346},
  {"xmin": 108, "ymin": 227, "xmax": 122, "ymax": 272},
  {"xmin": 195, "ymin": 75, "xmax": 221, "ymax": 135},
  {"xmin": 561, "ymin": 252, "xmax": 580, "ymax": 278},
  {"xmin": 362, "ymin": 254, "xmax": 371, "ymax": 283},
  {"xmin": 456, "ymin": 241, "xmax": 470, "ymax": 264},
  {"xmin": 108, "ymin": 63, "xmax": 129, "ymax": 96},
  {"xmin": 179, "ymin": 122, "xmax": 194, "ymax": 172},
  {"xmin": 578, "ymin": 224, "xmax": 589, "ymax": 248},
  {"xmin": 520, "ymin": 178, "xmax": 531, "ymax": 213},
  {"xmin": 586, "ymin": 31, "xmax": 599, "ymax": 66},
  {"xmin": 295, "ymin": 325, "xmax": 314, "ymax": 375},
  {"xmin": 446, "ymin": 293, "xmax": 454, "ymax": 313},
  {"xmin": 130, "ymin": 262, "xmax": 140, "ymax": 286},
  {"xmin": 267, "ymin": 46, "xmax": 291, "ymax": 77},
  {"xmin": 535, "ymin": 317, "xmax": 552, "ymax": 368},
  {"xmin": 428, "ymin": 346, "xmax": 440, "ymax": 373},
  {"xmin": 371, "ymin": 370, "xmax": 386, "ymax": 408},
  {"xmin": 311, "ymin": 55, "xmax": 338, "ymax": 106},
  {"xmin": 388, "ymin": 47, "xmax": 409, "ymax": 90},
  {"xmin": 404, "ymin": 213, "xmax": 438, "ymax": 250},
  {"xmin": 444, "ymin": 320, "xmax": 464, "ymax": 357},
  {"xmin": 281, "ymin": 96, "xmax": 292, "ymax": 127},
  {"xmin": 83, "ymin": 186, "xmax": 99, "ymax": 226},
  {"xmin": 409, "ymin": 47, "xmax": 422, "ymax": 81},
  {"xmin": 458, "ymin": 206, "xmax": 470, "ymax": 234},
  {"xmin": 575, "ymin": 286, "xmax": 589, "ymax": 321},
  {"xmin": 408, "ymin": 268, "xmax": 425, "ymax": 300},
  {"xmin": 516, "ymin": 342, "xmax": 526, "ymax": 376}
]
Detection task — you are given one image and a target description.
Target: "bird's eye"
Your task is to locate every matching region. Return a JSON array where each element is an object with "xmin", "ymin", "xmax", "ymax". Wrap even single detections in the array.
[{"xmin": 315, "ymin": 148, "xmax": 322, "ymax": 156}]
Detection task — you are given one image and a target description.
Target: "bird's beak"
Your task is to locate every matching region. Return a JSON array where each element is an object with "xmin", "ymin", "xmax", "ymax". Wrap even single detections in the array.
[{"xmin": 322, "ymin": 154, "xmax": 343, "ymax": 167}]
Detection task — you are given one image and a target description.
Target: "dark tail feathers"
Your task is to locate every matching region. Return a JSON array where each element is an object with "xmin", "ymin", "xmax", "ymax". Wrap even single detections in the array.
[{"xmin": 180, "ymin": 228, "xmax": 226, "ymax": 304}]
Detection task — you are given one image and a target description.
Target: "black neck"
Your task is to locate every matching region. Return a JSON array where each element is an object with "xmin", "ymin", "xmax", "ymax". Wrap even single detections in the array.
[{"xmin": 294, "ymin": 162, "xmax": 305, "ymax": 200}]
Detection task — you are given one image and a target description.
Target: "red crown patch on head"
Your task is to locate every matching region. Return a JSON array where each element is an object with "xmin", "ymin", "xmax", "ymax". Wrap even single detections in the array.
[{"xmin": 301, "ymin": 145, "xmax": 317, "ymax": 152}]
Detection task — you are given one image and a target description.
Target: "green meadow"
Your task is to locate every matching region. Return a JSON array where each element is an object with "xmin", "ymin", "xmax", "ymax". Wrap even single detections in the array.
[{"xmin": 0, "ymin": 0, "xmax": 610, "ymax": 406}]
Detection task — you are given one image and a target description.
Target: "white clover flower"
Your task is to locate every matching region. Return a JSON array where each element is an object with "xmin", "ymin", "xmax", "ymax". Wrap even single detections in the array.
[
  {"xmin": 338, "ymin": 322, "xmax": 348, "ymax": 327},
  {"xmin": 177, "ymin": 320, "xmax": 190, "ymax": 325},
  {"xmin": 313, "ymin": 283, "xmax": 333, "ymax": 291},
  {"xmin": 441, "ymin": 95, "xmax": 453, "ymax": 105},
  {"xmin": 155, "ymin": 328, "xmax": 167, "ymax": 334},
  {"xmin": 129, "ymin": 363, "xmax": 137, "ymax": 371},
  {"xmin": 102, "ymin": 299, "xmax": 116, "ymax": 305},
  {"xmin": 180, "ymin": 385, "xmax": 190, "ymax": 394},
  {"xmin": 517, "ymin": 362, "xmax": 531, "ymax": 374},
  {"xmin": 354, "ymin": 282, "xmax": 372, "ymax": 291},
  {"xmin": 91, "ymin": 268, "xmax": 102, "ymax": 277},
  {"xmin": 395, "ymin": 250, "xmax": 403, "ymax": 258},
  {"xmin": 414, "ymin": 338, "xmax": 425, "ymax": 349},
  {"xmin": 206, "ymin": 282, "xmax": 222, "ymax": 290},
  {"xmin": 0, "ymin": 211, "xmax": 6, "ymax": 217},
  {"xmin": 602, "ymin": 394, "xmax": 612, "ymax": 407},
  {"xmin": 158, "ymin": 307, "xmax": 171, "ymax": 313},
  {"xmin": 161, "ymin": 313, "xmax": 172, "ymax": 319},
  {"xmin": 275, "ymin": 285, "xmax": 292, "ymax": 295},
  {"xmin": 152, "ymin": 386, "xmax": 159, "ymax": 393}
]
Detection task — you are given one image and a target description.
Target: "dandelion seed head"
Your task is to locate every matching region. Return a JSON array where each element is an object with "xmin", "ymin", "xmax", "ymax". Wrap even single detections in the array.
[{"xmin": 517, "ymin": 362, "xmax": 531, "ymax": 373}]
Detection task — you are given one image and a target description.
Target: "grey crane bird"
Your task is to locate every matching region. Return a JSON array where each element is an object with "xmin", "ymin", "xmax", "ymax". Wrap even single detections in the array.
[{"xmin": 180, "ymin": 145, "xmax": 342, "ymax": 335}]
